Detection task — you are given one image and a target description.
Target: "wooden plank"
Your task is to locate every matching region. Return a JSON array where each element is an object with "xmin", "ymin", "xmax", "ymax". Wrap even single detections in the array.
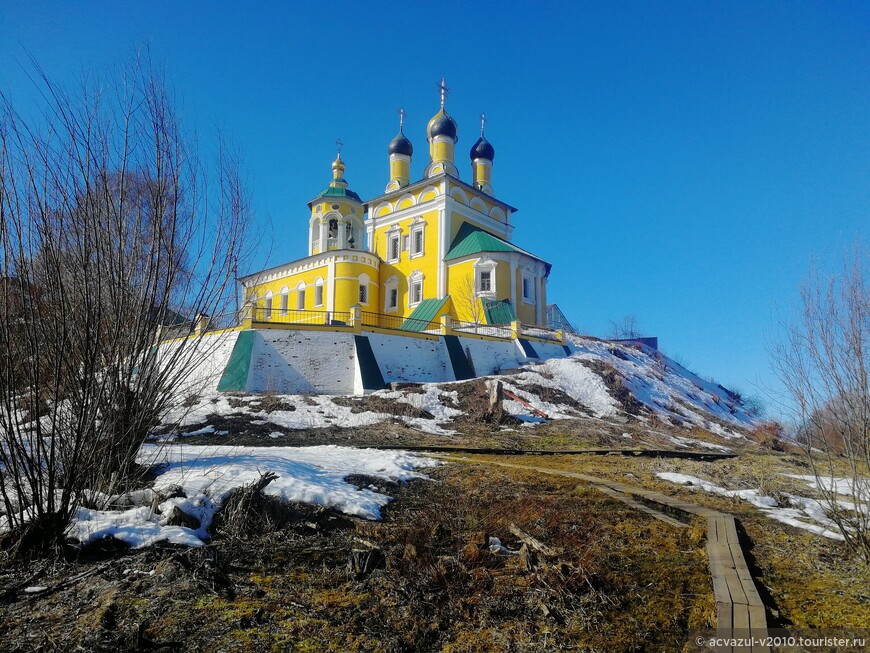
[
  {"xmin": 733, "ymin": 604, "xmax": 753, "ymax": 653},
  {"xmin": 722, "ymin": 516, "xmax": 742, "ymax": 545},
  {"xmin": 723, "ymin": 567, "xmax": 750, "ymax": 606},
  {"xmin": 717, "ymin": 601, "xmax": 734, "ymax": 653},
  {"xmin": 748, "ymin": 604, "xmax": 771, "ymax": 653},
  {"xmin": 710, "ymin": 571, "xmax": 732, "ymax": 604},
  {"xmin": 594, "ymin": 485, "xmax": 688, "ymax": 528}
]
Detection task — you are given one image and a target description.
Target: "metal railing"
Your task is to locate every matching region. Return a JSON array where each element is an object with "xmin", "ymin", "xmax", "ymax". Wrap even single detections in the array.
[
  {"xmin": 251, "ymin": 308, "xmax": 350, "ymax": 326},
  {"xmin": 359, "ymin": 311, "xmax": 440, "ymax": 333},
  {"xmin": 451, "ymin": 320, "xmax": 512, "ymax": 339},
  {"xmin": 519, "ymin": 324, "xmax": 561, "ymax": 342}
]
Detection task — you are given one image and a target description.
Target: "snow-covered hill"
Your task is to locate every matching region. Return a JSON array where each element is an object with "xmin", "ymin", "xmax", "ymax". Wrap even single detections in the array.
[
  {"xmin": 500, "ymin": 336, "xmax": 757, "ymax": 437},
  {"xmin": 167, "ymin": 335, "xmax": 759, "ymax": 443}
]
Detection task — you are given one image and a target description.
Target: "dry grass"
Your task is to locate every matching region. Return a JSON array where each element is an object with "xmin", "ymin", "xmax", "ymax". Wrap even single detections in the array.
[{"xmin": 0, "ymin": 461, "xmax": 712, "ymax": 652}]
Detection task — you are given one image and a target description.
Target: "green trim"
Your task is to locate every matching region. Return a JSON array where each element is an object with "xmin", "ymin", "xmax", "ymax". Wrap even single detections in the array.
[
  {"xmin": 483, "ymin": 298, "xmax": 516, "ymax": 325},
  {"xmin": 216, "ymin": 331, "xmax": 255, "ymax": 392},
  {"xmin": 400, "ymin": 297, "xmax": 449, "ymax": 331}
]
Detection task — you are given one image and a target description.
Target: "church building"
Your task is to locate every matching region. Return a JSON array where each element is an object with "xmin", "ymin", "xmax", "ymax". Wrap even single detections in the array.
[{"xmin": 239, "ymin": 83, "xmax": 553, "ymax": 331}]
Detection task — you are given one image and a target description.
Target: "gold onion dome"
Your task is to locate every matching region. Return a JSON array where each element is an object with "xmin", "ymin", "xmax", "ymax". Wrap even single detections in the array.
[{"xmin": 331, "ymin": 152, "xmax": 346, "ymax": 178}]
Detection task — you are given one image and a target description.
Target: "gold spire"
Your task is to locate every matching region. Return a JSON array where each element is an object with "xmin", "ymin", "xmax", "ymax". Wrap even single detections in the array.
[{"xmin": 331, "ymin": 139, "xmax": 346, "ymax": 184}]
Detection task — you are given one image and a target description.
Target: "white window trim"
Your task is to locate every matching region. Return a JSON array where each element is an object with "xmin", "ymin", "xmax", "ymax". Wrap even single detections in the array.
[
  {"xmin": 473, "ymin": 258, "xmax": 497, "ymax": 299},
  {"xmin": 386, "ymin": 225, "xmax": 402, "ymax": 263},
  {"xmin": 264, "ymin": 291, "xmax": 273, "ymax": 319},
  {"xmin": 314, "ymin": 278, "xmax": 324, "ymax": 307},
  {"xmin": 384, "ymin": 275, "xmax": 399, "ymax": 313},
  {"xmin": 279, "ymin": 287, "xmax": 289, "ymax": 315},
  {"xmin": 296, "ymin": 282, "xmax": 306, "ymax": 310},
  {"xmin": 408, "ymin": 270, "xmax": 424, "ymax": 307},
  {"xmin": 409, "ymin": 217, "xmax": 426, "ymax": 259},
  {"xmin": 521, "ymin": 272, "xmax": 535, "ymax": 305}
]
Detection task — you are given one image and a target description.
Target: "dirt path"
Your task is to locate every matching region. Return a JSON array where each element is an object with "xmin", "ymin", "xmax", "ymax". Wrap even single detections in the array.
[{"xmin": 445, "ymin": 455, "xmax": 771, "ymax": 653}]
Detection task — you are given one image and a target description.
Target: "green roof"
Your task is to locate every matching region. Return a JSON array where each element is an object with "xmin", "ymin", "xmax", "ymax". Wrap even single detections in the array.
[
  {"xmin": 444, "ymin": 223, "xmax": 516, "ymax": 260},
  {"xmin": 400, "ymin": 297, "xmax": 449, "ymax": 331},
  {"xmin": 444, "ymin": 223, "xmax": 552, "ymax": 273},
  {"xmin": 482, "ymin": 298, "xmax": 516, "ymax": 325},
  {"xmin": 312, "ymin": 184, "xmax": 361, "ymax": 203}
]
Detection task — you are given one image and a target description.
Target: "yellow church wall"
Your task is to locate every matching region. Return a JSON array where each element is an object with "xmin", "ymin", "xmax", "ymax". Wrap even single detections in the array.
[
  {"xmin": 420, "ymin": 189, "xmax": 438, "ymax": 203},
  {"xmin": 370, "ymin": 184, "xmax": 441, "ymax": 222},
  {"xmin": 334, "ymin": 260, "xmax": 380, "ymax": 312},
  {"xmin": 445, "ymin": 259, "xmax": 479, "ymax": 324},
  {"xmin": 516, "ymin": 297, "xmax": 537, "ymax": 325},
  {"xmin": 245, "ymin": 263, "xmax": 329, "ymax": 313},
  {"xmin": 369, "ymin": 207, "xmax": 440, "ymax": 316}
]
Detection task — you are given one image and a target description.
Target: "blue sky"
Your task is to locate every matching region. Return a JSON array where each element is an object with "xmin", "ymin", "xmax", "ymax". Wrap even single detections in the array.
[{"xmin": 2, "ymin": 1, "xmax": 868, "ymax": 415}]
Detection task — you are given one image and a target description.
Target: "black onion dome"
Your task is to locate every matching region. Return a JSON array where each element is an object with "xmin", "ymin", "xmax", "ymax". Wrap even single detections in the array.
[
  {"xmin": 427, "ymin": 110, "xmax": 458, "ymax": 142},
  {"xmin": 470, "ymin": 136, "xmax": 495, "ymax": 161},
  {"xmin": 388, "ymin": 130, "xmax": 413, "ymax": 156}
]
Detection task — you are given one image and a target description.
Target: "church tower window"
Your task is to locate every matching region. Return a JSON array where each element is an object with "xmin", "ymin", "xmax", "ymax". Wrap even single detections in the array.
[{"xmin": 327, "ymin": 219, "xmax": 338, "ymax": 248}]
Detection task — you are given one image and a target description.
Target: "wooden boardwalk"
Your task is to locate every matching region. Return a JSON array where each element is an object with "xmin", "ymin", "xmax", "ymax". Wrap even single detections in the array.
[{"xmin": 447, "ymin": 457, "xmax": 771, "ymax": 653}]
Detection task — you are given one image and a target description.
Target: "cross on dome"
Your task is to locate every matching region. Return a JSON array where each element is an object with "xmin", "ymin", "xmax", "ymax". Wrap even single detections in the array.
[{"xmin": 438, "ymin": 78, "xmax": 448, "ymax": 109}]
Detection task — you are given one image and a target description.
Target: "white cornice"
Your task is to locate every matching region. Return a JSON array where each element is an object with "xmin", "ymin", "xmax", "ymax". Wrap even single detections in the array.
[{"xmin": 239, "ymin": 249, "xmax": 381, "ymax": 286}]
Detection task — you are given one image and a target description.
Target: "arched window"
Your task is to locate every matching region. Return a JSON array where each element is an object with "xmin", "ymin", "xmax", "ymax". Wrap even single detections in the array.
[
  {"xmin": 384, "ymin": 275, "xmax": 399, "ymax": 312},
  {"xmin": 327, "ymin": 218, "xmax": 338, "ymax": 248},
  {"xmin": 474, "ymin": 258, "xmax": 497, "ymax": 298},
  {"xmin": 279, "ymin": 286, "xmax": 289, "ymax": 315},
  {"xmin": 408, "ymin": 270, "xmax": 424, "ymax": 307},
  {"xmin": 358, "ymin": 273, "xmax": 370, "ymax": 305},
  {"xmin": 314, "ymin": 277, "xmax": 324, "ymax": 307},
  {"xmin": 296, "ymin": 282, "xmax": 306, "ymax": 310},
  {"xmin": 264, "ymin": 290, "xmax": 273, "ymax": 319}
]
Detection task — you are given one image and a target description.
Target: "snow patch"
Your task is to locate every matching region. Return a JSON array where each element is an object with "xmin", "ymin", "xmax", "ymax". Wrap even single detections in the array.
[{"xmin": 66, "ymin": 445, "xmax": 438, "ymax": 549}]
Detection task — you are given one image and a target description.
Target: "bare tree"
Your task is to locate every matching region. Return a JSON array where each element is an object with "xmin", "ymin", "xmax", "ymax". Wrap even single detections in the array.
[
  {"xmin": 0, "ymin": 56, "xmax": 251, "ymax": 556},
  {"xmin": 772, "ymin": 246, "xmax": 869, "ymax": 562},
  {"xmin": 456, "ymin": 273, "xmax": 484, "ymax": 325},
  {"xmin": 610, "ymin": 314, "xmax": 643, "ymax": 340}
]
